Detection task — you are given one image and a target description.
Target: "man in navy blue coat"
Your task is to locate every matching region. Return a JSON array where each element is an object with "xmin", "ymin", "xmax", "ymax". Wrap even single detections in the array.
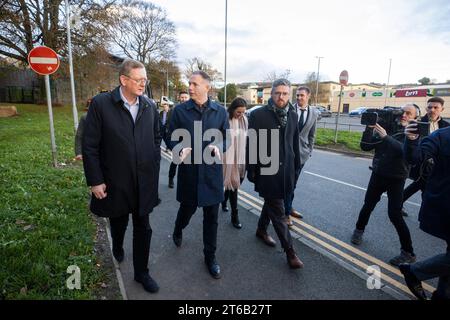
[
  {"xmin": 167, "ymin": 71, "xmax": 229, "ymax": 279},
  {"xmin": 400, "ymin": 125, "xmax": 450, "ymax": 300}
]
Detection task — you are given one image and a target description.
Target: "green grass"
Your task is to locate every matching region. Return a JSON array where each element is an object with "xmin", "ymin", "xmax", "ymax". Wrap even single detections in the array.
[
  {"xmin": 0, "ymin": 103, "xmax": 107, "ymax": 299},
  {"xmin": 315, "ymin": 128, "xmax": 365, "ymax": 152}
]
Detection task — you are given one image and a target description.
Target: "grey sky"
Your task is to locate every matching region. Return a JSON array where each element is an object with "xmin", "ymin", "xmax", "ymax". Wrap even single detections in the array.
[{"xmin": 150, "ymin": 0, "xmax": 450, "ymax": 85}]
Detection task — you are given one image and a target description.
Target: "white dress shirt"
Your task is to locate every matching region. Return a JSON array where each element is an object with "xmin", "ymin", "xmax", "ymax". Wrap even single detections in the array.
[{"xmin": 119, "ymin": 87, "xmax": 139, "ymax": 122}]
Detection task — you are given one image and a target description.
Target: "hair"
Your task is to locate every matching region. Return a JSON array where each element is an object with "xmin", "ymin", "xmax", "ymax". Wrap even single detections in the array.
[
  {"xmin": 119, "ymin": 59, "xmax": 145, "ymax": 77},
  {"xmin": 191, "ymin": 70, "xmax": 211, "ymax": 83},
  {"xmin": 403, "ymin": 103, "xmax": 421, "ymax": 119},
  {"xmin": 179, "ymin": 90, "xmax": 189, "ymax": 96},
  {"xmin": 296, "ymin": 86, "xmax": 311, "ymax": 94},
  {"xmin": 271, "ymin": 78, "xmax": 291, "ymax": 93},
  {"xmin": 427, "ymin": 97, "xmax": 445, "ymax": 106},
  {"xmin": 227, "ymin": 97, "xmax": 248, "ymax": 119}
]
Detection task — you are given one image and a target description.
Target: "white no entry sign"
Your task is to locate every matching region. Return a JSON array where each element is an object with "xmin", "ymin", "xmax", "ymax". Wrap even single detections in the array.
[{"xmin": 28, "ymin": 46, "xmax": 60, "ymax": 75}]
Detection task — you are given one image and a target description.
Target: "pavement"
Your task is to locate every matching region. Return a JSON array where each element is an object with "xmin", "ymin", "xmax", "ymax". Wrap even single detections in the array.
[{"xmin": 108, "ymin": 150, "xmax": 398, "ymax": 300}]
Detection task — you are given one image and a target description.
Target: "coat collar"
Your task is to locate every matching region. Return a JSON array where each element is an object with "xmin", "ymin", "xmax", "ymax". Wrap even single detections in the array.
[
  {"xmin": 111, "ymin": 86, "xmax": 150, "ymax": 122},
  {"xmin": 185, "ymin": 98, "xmax": 218, "ymax": 111}
]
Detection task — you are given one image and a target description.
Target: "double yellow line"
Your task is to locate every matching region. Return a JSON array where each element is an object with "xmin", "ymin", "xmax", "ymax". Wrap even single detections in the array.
[
  {"xmin": 237, "ymin": 189, "xmax": 436, "ymax": 299},
  {"xmin": 159, "ymin": 148, "xmax": 435, "ymax": 299}
]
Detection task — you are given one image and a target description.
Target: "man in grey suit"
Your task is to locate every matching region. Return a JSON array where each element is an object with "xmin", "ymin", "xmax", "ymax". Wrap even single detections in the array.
[{"xmin": 284, "ymin": 86, "xmax": 319, "ymax": 226}]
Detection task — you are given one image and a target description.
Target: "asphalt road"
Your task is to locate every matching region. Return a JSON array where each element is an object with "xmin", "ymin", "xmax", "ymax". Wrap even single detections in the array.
[
  {"xmin": 112, "ymin": 147, "xmax": 446, "ymax": 300},
  {"xmin": 239, "ymin": 149, "xmax": 445, "ymax": 296}
]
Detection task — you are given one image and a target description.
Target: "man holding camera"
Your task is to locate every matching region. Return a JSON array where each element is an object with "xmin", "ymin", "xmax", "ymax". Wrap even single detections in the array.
[
  {"xmin": 400, "ymin": 122, "xmax": 450, "ymax": 300},
  {"xmin": 351, "ymin": 104, "xmax": 418, "ymax": 266},
  {"xmin": 401, "ymin": 97, "xmax": 449, "ymax": 217}
]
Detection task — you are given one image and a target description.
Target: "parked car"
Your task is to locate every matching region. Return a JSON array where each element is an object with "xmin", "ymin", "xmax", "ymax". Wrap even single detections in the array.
[
  {"xmin": 315, "ymin": 106, "xmax": 332, "ymax": 118},
  {"xmin": 245, "ymin": 105, "xmax": 263, "ymax": 117},
  {"xmin": 349, "ymin": 107, "xmax": 368, "ymax": 117}
]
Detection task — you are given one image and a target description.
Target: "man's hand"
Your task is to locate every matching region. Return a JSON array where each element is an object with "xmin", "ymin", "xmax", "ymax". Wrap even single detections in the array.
[
  {"xmin": 75, "ymin": 154, "xmax": 83, "ymax": 161},
  {"xmin": 91, "ymin": 184, "xmax": 107, "ymax": 199},
  {"xmin": 179, "ymin": 147, "xmax": 192, "ymax": 163},
  {"xmin": 371, "ymin": 123, "xmax": 387, "ymax": 139},
  {"xmin": 208, "ymin": 145, "xmax": 221, "ymax": 161},
  {"xmin": 405, "ymin": 122, "xmax": 419, "ymax": 140}
]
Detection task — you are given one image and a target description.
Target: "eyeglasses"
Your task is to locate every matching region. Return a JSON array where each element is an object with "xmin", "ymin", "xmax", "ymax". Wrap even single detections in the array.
[
  {"xmin": 124, "ymin": 75, "xmax": 149, "ymax": 85},
  {"xmin": 273, "ymin": 92, "xmax": 289, "ymax": 97}
]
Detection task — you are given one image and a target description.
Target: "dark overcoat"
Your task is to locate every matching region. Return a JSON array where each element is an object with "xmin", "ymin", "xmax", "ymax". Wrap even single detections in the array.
[
  {"xmin": 167, "ymin": 99, "xmax": 229, "ymax": 207},
  {"xmin": 82, "ymin": 86, "xmax": 161, "ymax": 217},
  {"xmin": 405, "ymin": 127, "xmax": 450, "ymax": 242},
  {"xmin": 246, "ymin": 102, "xmax": 301, "ymax": 199}
]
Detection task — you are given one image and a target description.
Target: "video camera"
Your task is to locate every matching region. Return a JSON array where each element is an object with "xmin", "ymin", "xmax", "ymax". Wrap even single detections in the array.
[{"xmin": 361, "ymin": 107, "xmax": 404, "ymax": 135}]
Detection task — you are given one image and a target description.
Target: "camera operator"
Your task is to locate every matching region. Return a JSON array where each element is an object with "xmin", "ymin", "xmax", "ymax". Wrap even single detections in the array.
[
  {"xmin": 401, "ymin": 97, "xmax": 449, "ymax": 217},
  {"xmin": 399, "ymin": 124, "xmax": 450, "ymax": 300},
  {"xmin": 351, "ymin": 104, "xmax": 418, "ymax": 266}
]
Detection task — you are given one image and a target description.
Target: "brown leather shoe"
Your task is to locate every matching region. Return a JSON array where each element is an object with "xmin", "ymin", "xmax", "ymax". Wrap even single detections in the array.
[
  {"xmin": 286, "ymin": 247, "xmax": 304, "ymax": 269},
  {"xmin": 255, "ymin": 229, "xmax": 276, "ymax": 247},
  {"xmin": 285, "ymin": 216, "xmax": 293, "ymax": 227},
  {"xmin": 290, "ymin": 209, "xmax": 303, "ymax": 219}
]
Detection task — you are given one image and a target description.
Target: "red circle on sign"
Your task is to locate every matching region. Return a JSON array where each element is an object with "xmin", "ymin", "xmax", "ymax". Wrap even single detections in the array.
[
  {"xmin": 28, "ymin": 46, "xmax": 60, "ymax": 75},
  {"xmin": 339, "ymin": 70, "xmax": 349, "ymax": 86}
]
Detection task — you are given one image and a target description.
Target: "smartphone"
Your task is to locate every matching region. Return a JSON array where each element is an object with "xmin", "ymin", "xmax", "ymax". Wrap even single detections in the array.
[
  {"xmin": 361, "ymin": 112, "xmax": 378, "ymax": 126},
  {"xmin": 417, "ymin": 121, "xmax": 430, "ymax": 137},
  {"xmin": 408, "ymin": 120, "xmax": 430, "ymax": 137}
]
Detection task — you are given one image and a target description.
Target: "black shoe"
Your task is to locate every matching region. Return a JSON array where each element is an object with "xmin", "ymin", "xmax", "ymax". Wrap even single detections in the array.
[
  {"xmin": 221, "ymin": 202, "xmax": 229, "ymax": 212},
  {"xmin": 399, "ymin": 264, "xmax": 427, "ymax": 300},
  {"xmin": 205, "ymin": 258, "xmax": 221, "ymax": 279},
  {"xmin": 168, "ymin": 178, "xmax": 174, "ymax": 189},
  {"xmin": 172, "ymin": 230, "xmax": 182, "ymax": 247},
  {"xmin": 134, "ymin": 273, "xmax": 159, "ymax": 293},
  {"xmin": 112, "ymin": 247, "xmax": 124, "ymax": 263},
  {"xmin": 231, "ymin": 211, "xmax": 242, "ymax": 229}
]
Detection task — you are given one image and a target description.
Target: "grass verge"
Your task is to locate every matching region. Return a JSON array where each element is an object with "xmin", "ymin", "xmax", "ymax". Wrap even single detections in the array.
[{"xmin": 0, "ymin": 103, "xmax": 117, "ymax": 299}]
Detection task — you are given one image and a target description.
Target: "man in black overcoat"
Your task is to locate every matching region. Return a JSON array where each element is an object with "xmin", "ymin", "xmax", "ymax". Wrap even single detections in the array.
[{"xmin": 83, "ymin": 59, "xmax": 161, "ymax": 293}]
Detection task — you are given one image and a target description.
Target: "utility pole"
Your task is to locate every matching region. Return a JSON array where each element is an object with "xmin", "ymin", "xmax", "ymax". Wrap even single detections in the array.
[
  {"xmin": 64, "ymin": 0, "xmax": 79, "ymax": 131},
  {"xmin": 223, "ymin": 0, "xmax": 228, "ymax": 107},
  {"xmin": 384, "ymin": 58, "xmax": 392, "ymax": 107},
  {"xmin": 315, "ymin": 56, "xmax": 324, "ymax": 106}
]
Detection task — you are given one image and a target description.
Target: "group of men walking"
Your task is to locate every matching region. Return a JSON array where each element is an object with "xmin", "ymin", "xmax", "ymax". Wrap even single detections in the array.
[{"xmin": 79, "ymin": 58, "xmax": 449, "ymax": 299}]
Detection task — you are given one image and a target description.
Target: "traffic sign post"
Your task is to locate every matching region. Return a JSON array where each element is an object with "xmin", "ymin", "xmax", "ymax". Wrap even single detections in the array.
[
  {"xmin": 334, "ymin": 70, "xmax": 349, "ymax": 143},
  {"xmin": 28, "ymin": 46, "xmax": 60, "ymax": 167}
]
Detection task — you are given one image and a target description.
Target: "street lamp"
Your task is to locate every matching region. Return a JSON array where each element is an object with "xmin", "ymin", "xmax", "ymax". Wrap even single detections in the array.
[
  {"xmin": 315, "ymin": 56, "xmax": 324, "ymax": 106},
  {"xmin": 223, "ymin": 0, "xmax": 228, "ymax": 107},
  {"xmin": 64, "ymin": 0, "xmax": 79, "ymax": 131},
  {"xmin": 384, "ymin": 58, "xmax": 392, "ymax": 107}
]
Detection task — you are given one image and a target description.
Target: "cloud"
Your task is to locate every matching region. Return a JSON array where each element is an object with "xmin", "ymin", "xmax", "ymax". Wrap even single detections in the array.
[{"xmin": 150, "ymin": 0, "xmax": 450, "ymax": 84}]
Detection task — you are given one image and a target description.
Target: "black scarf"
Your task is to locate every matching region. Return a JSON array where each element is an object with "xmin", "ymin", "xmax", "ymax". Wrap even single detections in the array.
[{"xmin": 268, "ymin": 98, "xmax": 290, "ymax": 128}]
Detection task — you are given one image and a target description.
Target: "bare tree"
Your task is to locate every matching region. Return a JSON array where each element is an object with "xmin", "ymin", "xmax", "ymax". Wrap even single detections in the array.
[
  {"xmin": 0, "ymin": 0, "xmax": 116, "ymax": 63},
  {"xmin": 109, "ymin": 0, "xmax": 177, "ymax": 65},
  {"xmin": 184, "ymin": 57, "xmax": 223, "ymax": 84},
  {"xmin": 263, "ymin": 69, "xmax": 291, "ymax": 82}
]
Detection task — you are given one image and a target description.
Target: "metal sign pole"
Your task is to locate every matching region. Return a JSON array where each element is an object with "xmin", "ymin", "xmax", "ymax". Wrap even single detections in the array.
[
  {"xmin": 45, "ymin": 75, "xmax": 58, "ymax": 167},
  {"xmin": 334, "ymin": 85, "xmax": 343, "ymax": 144}
]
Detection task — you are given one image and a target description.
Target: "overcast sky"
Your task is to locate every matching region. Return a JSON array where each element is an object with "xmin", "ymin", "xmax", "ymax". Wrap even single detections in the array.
[{"xmin": 150, "ymin": 0, "xmax": 450, "ymax": 85}]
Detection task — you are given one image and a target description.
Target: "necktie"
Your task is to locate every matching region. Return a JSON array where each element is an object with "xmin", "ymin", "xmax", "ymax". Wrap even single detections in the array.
[{"xmin": 298, "ymin": 109, "xmax": 305, "ymax": 132}]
